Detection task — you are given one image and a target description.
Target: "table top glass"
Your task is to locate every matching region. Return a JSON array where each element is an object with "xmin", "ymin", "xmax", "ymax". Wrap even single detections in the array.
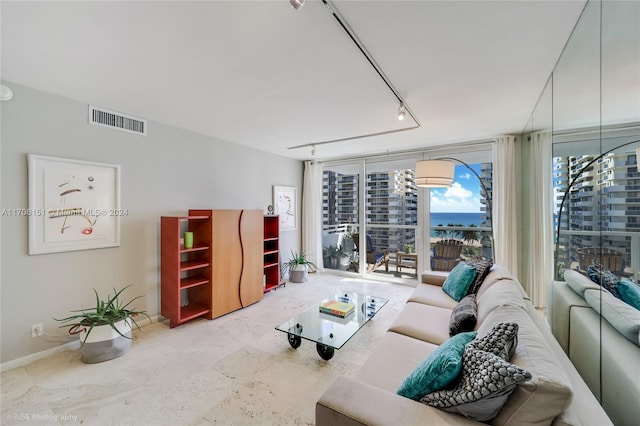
[{"xmin": 275, "ymin": 290, "xmax": 389, "ymax": 350}]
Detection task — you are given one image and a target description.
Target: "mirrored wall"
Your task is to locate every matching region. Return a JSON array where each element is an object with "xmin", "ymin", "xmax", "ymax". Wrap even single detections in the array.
[{"xmin": 522, "ymin": 1, "xmax": 639, "ymax": 424}]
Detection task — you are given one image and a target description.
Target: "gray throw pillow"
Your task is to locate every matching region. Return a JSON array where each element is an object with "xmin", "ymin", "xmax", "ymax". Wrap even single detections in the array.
[
  {"xmin": 467, "ymin": 322, "xmax": 518, "ymax": 361},
  {"xmin": 420, "ymin": 347, "xmax": 532, "ymax": 422},
  {"xmin": 449, "ymin": 294, "xmax": 478, "ymax": 336},
  {"xmin": 465, "ymin": 259, "xmax": 493, "ymax": 295}
]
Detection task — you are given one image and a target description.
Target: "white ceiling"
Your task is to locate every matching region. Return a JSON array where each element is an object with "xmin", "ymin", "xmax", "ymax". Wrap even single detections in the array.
[{"xmin": 1, "ymin": 0, "xmax": 586, "ymax": 160}]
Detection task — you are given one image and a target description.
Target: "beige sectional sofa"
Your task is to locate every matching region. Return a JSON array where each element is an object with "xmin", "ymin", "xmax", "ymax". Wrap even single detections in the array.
[
  {"xmin": 316, "ymin": 265, "xmax": 613, "ymax": 425},
  {"xmin": 549, "ymin": 269, "xmax": 640, "ymax": 426}
]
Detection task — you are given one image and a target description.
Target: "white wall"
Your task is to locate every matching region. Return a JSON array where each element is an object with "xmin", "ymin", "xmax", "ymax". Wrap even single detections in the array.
[{"xmin": 0, "ymin": 82, "xmax": 303, "ymax": 363}]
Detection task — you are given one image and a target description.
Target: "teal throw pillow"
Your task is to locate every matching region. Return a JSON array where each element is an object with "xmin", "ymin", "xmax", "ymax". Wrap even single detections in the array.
[
  {"xmin": 618, "ymin": 278, "xmax": 640, "ymax": 310},
  {"xmin": 442, "ymin": 263, "xmax": 478, "ymax": 301},
  {"xmin": 397, "ymin": 331, "xmax": 477, "ymax": 401}
]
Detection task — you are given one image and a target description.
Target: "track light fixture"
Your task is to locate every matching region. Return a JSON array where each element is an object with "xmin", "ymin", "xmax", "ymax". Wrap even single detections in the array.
[
  {"xmin": 290, "ymin": 0, "xmax": 305, "ymax": 10},
  {"xmin": 398, "ymin": 104, "xmax": 406, "ymax": 121}
]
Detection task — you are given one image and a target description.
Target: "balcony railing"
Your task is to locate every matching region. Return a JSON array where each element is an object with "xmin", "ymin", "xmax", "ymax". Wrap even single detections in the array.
[{"xmin": 557, "ymin": 229, "xmax": 639, "ymax": 281}]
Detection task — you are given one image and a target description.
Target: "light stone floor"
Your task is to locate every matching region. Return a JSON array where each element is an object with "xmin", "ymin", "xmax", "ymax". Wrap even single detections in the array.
[{"xmin": 1, "ymin": 273, "xmax": 416, "ymax": 426}]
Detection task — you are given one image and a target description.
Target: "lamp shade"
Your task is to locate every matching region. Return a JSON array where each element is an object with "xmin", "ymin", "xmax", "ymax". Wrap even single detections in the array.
[{"xmin": 415, "ymin": 160, "xmax": 455, "ymax": 187}]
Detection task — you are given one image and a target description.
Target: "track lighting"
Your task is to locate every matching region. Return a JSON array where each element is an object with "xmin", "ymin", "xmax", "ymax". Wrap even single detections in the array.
[
  {"xmin": 398, "ymin": 104, "xmax": 406, "ymax": 121},
  {"xmin": 290, "ymin": 0, "xmax": 305, "ymax": 10}
]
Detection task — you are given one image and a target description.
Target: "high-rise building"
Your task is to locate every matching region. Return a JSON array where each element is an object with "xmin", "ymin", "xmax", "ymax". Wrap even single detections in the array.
[{"xmin": 554, "ymin": 151, "xmax": 640, "ymax": 267}]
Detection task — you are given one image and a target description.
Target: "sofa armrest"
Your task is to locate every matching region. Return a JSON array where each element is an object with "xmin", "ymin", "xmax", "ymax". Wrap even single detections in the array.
[
  {"xmin": 316, "ymin": 376, "xmax": 479, "ymax": 426},
  {"xmin": 420, "ymin": 270, "xmax": 449, "ymax": 286}
]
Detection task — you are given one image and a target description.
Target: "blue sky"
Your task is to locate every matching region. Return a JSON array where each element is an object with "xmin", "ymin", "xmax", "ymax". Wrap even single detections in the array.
[{"xmin": 429, "ymin": 164, "xmax": 483, "ymax": 213}]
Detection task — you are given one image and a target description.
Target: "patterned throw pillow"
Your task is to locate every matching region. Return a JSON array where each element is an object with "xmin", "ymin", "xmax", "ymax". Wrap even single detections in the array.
[
  {"xmin": 467, "ymin": 322, "xmax": 519, "ymax": 361},
  {"xmin": 449, "ymin": 294, "xmax": 478, "ymax": 337},
  {"xmin": 420, "ymin": 347, "xmax": 532, "ymax": 422},
  {"xmin": 587, "ymin": 263, "xmax": 621, "ymax": 298},
  {"xmin": 442, "ymin": 263, "xmax": 478, "ymax": 302},
  {"xmin": 465, "ymin": 259, "xmax": 493, "ymax": 295},
  {"xmin": 396, "ymin": 331, "xmax": 477, "ymax": 401}
]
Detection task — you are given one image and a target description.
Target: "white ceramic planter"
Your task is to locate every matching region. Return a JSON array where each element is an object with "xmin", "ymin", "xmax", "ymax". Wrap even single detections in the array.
[
  {"xmin": 289, "ymin": 265, "xmax": 308, "ymax": 283},
  {"xmin": 78, "ymin": 319, "xmax": 132, "ymax": 363}
]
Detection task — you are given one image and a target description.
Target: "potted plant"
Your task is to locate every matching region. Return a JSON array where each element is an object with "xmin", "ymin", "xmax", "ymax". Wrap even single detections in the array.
[
  {"xmin": 323, "ymin": 244, "xmax": 350, "ymax": 269},
  {"xmin": 55, "ymin": 285, "xmax": 150, "ymax": 364},
  {"xmin": 404, "ymin": 243, "xmax": 413, "ymax": 254},
  {"xmin": 282, "ymin": 250, "xmax": 317, "ymax": 283}
]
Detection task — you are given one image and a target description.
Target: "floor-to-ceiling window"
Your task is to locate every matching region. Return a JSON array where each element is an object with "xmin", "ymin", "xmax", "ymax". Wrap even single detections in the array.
[
  {"xmin": 322, "ymin": 163, "xmax": 360, "ymax": 273},
  {"xmin": 553, "ymin": 135, "xmax": 640, "ymax": 281},
  {"xmin": 426, "ymin": 149, "xmax": 493, "ymax": 272},
  {"xmin": 321, "ymin": 149, "xmax": 494, "ymax": 283},
  {"xmin": 364, "ymin": 158, "xmax": 419, "ymax": 280}
]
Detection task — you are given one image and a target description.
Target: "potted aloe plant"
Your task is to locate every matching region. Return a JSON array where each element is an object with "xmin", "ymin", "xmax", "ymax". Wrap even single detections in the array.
[
  {"xmin": 281, "ymin": 250, "xmax": 317, "ymax": 283},
  {"xmin": 55, "ymin": 285, "xmax": 150, "ymax": 363}
]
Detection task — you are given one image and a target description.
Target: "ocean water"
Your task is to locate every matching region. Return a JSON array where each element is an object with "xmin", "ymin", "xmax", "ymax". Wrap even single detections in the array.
[
  {"xmin": 430, "ymin": 212, "xmax": 485, "ymax": 238},
  {"xmin": 430, "ymin": 212, "xmax": 484, "ymax": 227}
]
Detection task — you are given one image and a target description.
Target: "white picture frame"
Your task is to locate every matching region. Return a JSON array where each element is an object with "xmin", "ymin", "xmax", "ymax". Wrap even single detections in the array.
[
  {"xmin": 273, "ymin": 185, "xmax": 296, "ymax": 231},
  {"xmin": 27, "ymin": 154, "xmax": 121, "ymax": 255}
]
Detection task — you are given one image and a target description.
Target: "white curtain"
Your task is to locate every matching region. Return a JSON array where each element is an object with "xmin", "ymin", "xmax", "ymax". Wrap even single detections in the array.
[
  {"xmin": 526, "ymin": 131, "xmax": 554, "ymax": 307},
  {"xmin": 492, "ymin": 136, "xmax": 519, "ymax": 274},
  {"xmin": 302, "ymin": 160, "xmax": 324, "ymax": 271}
]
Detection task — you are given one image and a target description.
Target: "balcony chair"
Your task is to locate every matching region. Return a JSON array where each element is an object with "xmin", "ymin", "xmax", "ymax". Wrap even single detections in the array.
[
  {"xmin": 352, "ymin": 233, "xmax": 390, "ymax": 273},
  {"xmin": 431, "ymin": 238, "xmax": 463, "ymax": 272},
  {"xmin": 577, "ymin": 247, "xmax": 625, "ymax": 276}
]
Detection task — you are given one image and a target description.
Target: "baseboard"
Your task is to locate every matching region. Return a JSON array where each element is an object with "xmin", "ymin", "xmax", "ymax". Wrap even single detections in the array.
[{"xmin": 0, "ymin": 315, "xmax": 161, "ymax": 372}]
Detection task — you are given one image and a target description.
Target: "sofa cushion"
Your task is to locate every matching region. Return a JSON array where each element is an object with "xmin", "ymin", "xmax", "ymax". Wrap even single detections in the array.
[
  {"xmin": 420, "ymin": 346, "xmax": 531, "ymax": 422},
  {"xmin": 355, "ymin": 331, "xmax": 439, "ymax": 393},
  {"xmin": 397, "ymin": 331, "xmax": 477, "ymax": 401},
  {"xmin": 479, "ymin": 305, "xmax": 573, "ymax": 426},
  {"xmin": 442, "ymin": 263, "xmax": 478, "ymax": 301},
  {"xmin": 476, "ymin": 280, "xmax": 528, "ymax": 324},
  {"xmin": 388, "ymin": 302, "xmax": 452, "ymax": 345},
  {"xmin": 475, "ymin": 265, "xmax": 523, "ymax": 301},
  {"xmin": 449, "ymin": 294, "xmax": 478, "ymax": 336},
  {"xmin": 584, "ymin": 288, "xmax": 640, "ymax": 346},
  {"xmin": 564, "ymin": 269, "xmax": 600, "ymax": 297},
  {"xmin": 408, "ymin": 283, "xmax": 458, "ymax": 310},
  {"xmin": 618, "ymin": 278, "xmax": 640, "ymax": 310},
  {"xmin": 467, "ymin": 322, "xmax": 518, "ymax": 361},
  {"xmin": 587, "ymin": 263, "xmax": 621, "ymax": 298},
  {"xmin": 465, "ymin": 258, "xmax": 493, "ymax": 295}
]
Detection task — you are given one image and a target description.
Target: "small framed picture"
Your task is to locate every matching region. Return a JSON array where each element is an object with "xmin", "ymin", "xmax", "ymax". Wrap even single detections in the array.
[
  {"xmin": 273, "ymin": 185, "xmax": 296, "ymax": 231},
  {"xmin": 28, "ymin": 154, "xmax": 121, "ymax": 255}
]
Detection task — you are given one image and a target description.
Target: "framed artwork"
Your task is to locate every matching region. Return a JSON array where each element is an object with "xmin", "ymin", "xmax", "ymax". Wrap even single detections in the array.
[
  {"xmin": 27, "ymin": 154, "xmax": 121, "ymax": 255},
  {"xmin": 273, "ymin": 185, "xmax": 296, "ymax": 231}
]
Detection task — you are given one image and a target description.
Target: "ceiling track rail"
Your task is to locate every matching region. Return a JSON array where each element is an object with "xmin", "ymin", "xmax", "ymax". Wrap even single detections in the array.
[{"xmin": 288, "ymin": 0, "xmax": 420, "ymax": 151}]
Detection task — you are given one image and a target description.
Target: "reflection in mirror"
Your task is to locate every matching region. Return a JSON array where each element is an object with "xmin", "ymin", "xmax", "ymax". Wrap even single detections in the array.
[{"xmin": 548, "ymin": 1, "xmax": 640, "ymax": 425}]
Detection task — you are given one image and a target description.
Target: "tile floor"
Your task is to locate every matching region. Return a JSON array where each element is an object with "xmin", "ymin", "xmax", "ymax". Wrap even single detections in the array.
[{"xmin": 1, "ymin": 274, "xmax": 415, "ymax": 425}]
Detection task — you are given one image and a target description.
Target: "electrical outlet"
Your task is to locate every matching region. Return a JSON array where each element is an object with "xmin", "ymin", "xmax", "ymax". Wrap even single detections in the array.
[{"xmin": 31, "ymin": 323, "xmax": 43, "ymax": 337}]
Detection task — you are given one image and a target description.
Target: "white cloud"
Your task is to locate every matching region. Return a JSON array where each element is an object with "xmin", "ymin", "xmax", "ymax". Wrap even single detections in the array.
[
  {"xmin": 444, "ymin": 182, "xmax": 472, "ymax": 199},
  {"xmin": 459, "ymin": 173, "xmax": 472, "ymax": 180},
  {"xmin": 430, "ymin": 183, "xmax": 481, "ymax": 213}
]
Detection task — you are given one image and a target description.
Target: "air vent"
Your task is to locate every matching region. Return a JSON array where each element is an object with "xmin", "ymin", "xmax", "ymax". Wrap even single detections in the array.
[{"xmin": 89, "ymin": 105, "xmax": 147, "ymax": 135}]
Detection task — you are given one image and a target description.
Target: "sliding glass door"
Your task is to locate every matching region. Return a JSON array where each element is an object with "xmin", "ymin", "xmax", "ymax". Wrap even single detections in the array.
[
  {"xmin": 322, "ymin": 163, "xmax": 360, "ymax": 273},
  {"xmin": 321, "ymin": 151, "xmax": 493, "ymax": 283},
  {"xmin": 364, "ymin": 158, "xmax": 419, "ymax": 280}
]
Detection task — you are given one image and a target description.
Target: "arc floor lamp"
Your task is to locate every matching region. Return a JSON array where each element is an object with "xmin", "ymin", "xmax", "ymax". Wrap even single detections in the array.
[{"xmin": 415, "ymin": 158, "xmax": 495, "ymax": 261}]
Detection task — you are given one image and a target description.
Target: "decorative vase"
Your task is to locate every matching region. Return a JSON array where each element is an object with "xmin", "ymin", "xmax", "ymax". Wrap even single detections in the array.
[
  {"xmin": 184, "ymin": 231, "xmax": 194, "ymax": 249},
  {"xmin": 78, "ymin": 319, "xmax": 132, "ymax": 364}
]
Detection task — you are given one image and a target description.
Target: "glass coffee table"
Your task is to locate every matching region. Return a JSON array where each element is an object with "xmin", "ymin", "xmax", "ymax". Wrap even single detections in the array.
[{"xmin": 275, "ymin": 290, "xmax": 388, "ymax": 360}]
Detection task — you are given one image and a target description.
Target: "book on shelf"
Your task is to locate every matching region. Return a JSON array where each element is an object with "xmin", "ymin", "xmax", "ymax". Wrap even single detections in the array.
[{"xmin": 319, "ymin": 300, "xmax": 355, "ymax": 318}]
